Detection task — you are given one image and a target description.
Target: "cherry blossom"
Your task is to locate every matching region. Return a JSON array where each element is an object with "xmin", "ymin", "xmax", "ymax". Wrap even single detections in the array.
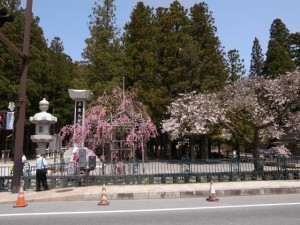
[
  {"xmin": 60, "ymin": 87, "xmax": 158, "ymax": 152},
  {"xmin": 162, "ymin": 70, "xmax": 300, "ymax": 154}
]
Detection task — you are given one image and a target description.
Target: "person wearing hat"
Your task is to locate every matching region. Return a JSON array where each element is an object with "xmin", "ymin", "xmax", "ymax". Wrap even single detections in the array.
[
  {"xmin": 67, "ymin": 148, "xmax": 79, "ymax": 175},
  {"xmin": 72, "ymin": 148, "xmax": 79, "ymax": 163},
  {"xmin": 35, "ymin": 154, "xmax": 49, "ymax": 191}
]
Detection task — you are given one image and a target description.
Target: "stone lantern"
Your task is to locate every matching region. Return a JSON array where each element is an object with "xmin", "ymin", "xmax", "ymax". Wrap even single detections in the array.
[{"xmin": 30, "ymin": 98, "xmax": 57, "ymax": 155}]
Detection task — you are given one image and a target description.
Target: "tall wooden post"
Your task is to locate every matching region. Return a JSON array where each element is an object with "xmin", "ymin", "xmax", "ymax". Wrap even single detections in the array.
[{"xmin": 11, "ymin": 0, "xmax": 33, "ymax": 193}]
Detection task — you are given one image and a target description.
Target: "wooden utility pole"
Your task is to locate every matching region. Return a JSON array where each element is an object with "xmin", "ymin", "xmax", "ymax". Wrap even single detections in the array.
[{"xmin": 0, "ymin": 0, "xmax": 33, "ymax": 193}]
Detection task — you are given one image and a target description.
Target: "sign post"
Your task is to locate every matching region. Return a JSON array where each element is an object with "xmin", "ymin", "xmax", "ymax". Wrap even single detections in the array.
[{"xmin": 68, "ymin": 89, "xmax": 92, "ymax": 148}]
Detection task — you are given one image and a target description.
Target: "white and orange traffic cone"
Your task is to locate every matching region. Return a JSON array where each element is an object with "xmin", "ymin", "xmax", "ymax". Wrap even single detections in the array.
[
  {"xmin": 13, "ymin": 182, "xmax": 28, "ymax": 208},
  {"xmin": 98, "ymin": 183, "xmax": 110, "ymax": 206},
  {"xmin": 206, "ymin": 181, "xmax": 219, "ymax": 202}
]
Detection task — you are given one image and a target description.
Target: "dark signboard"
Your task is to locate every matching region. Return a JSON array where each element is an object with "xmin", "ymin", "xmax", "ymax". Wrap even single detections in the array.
[{"xmin": 75, "ymin": 101, "xmax": 83, "ymax": 124}]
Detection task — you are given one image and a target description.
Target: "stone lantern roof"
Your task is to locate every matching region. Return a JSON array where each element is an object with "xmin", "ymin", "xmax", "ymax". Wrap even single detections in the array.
[{"xmin": 29, "ymin": 98, "xmax": 57, "ymax": 124}]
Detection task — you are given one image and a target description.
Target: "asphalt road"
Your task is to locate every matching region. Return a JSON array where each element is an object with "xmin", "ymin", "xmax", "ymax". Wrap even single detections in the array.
[{"xmin": 1, "ymin": 194, "xmax": 300, "ymax": 225}]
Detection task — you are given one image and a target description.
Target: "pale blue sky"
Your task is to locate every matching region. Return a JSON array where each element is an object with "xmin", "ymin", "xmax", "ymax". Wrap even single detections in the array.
[{"xmin": 21, "ymin": 0, "xmax": 300, "ymax": 73}]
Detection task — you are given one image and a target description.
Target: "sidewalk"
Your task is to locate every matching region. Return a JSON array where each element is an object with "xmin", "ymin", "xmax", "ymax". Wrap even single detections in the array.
[{"xmin": 1, "ymin": 180, "xmax": 300, "ymax": 204}]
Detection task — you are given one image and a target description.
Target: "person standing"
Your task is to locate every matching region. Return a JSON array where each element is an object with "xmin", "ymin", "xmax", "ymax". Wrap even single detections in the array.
[
  {"xmin": 59, "ymin": 152, "xmax": 65, "ymax": 172},
  {"xmin": 35, "ymin": 154, "xmax": 49, "ymax": 191},
  {"xmin": 21, "ymin": 154, "xmax": 27, "ymax": 176},
  {"xmin": 71, "ymin": 148, "xmax": 79, "ymax": 174},
  {"xmin": 22, "ymin": 154, "xmax": 27, "ymax": 163},
  {"xmin": 72, "ymin": 148, "xmax": 79, "ymax": 163}
]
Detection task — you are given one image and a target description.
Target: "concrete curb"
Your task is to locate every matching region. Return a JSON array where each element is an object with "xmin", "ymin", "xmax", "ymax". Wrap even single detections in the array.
[
  {"xmin": 25, "ymin": 186, "xmax": 300, "ymax": 202},
  {"xmin": 1, "ymin": 181, "xmax": 300, "ymax": 204}
]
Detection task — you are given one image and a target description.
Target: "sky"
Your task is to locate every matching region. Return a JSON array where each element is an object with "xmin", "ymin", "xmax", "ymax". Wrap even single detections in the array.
[{"xmin": 20, "ymin": 0, "xmax": 300, "ymax": 73}]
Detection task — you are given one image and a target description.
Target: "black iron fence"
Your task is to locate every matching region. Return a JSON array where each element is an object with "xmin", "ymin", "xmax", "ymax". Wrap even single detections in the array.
[{"xmin": 1, "ymin": 157, "xmax": 299, "ymax": 191}]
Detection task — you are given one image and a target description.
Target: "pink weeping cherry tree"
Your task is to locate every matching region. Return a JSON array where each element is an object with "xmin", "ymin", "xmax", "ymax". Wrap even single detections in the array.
[{"xmin": 59, "ymin": 87, "xmax": 158, "ymax": 155}]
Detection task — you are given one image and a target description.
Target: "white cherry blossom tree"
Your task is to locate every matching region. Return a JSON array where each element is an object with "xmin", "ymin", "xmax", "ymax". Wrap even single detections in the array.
[{"xmin": 162, "ymin": 70, "xmax": 300, "ymax": 168}]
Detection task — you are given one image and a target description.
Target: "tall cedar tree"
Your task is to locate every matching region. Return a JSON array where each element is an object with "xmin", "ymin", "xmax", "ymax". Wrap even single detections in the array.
[
  {"xmin": 226, "ymin": 49, "xmax": 246, "ymax": 83},
  {"xmin": 69, "ymin": 61, "xmax": 90, "ymax": 89},
  {"xmin": 263, "ymin": 19, "xmax": 295, "ymax": 77},
  {"xmin": 0, "ymin": 0, "xmax": 50, "ymax": 118},
  {"xmin": 123, "ymin": 2, "xmax": 162, "ymax": 123},
  {"xmin": 153, "ymin": 1, "xmax": 191, "ymax": 122},
  {"xmin": 249, "ymin": 37, "xmax": 264, "ymax": 76},
  {"xmin": 83, "ymin": 0, "xmax": 124, "ymax": 97},
  {"xmin": 0, "ymin": 0, "xmax": 20, "ymax": 9},
  {"xmin": 155, "ymin": 1, "xmax": 191, "ymax": 95},
  {"xmin": 123, "ymin": 1, "xmax": 192, "ymax": 124},
  {"xmin": 123, "ymin": 1, "xmax": 227, "ymax": 124},
  {"xmin": 0, "ymin": 0, "xmax": 23, "ymax": 109},
  {"xmin": 0, "ymin": 0, "xmax": 75, "ymax": 154},
  {"xmin": 290, "ymin": 32, "xmax": 300, "ymax": 69},
  {"xmin": 47, "ymin": 37, "xmax": 74, "ymax": 130},
  {"xmin": 189, "ymin": 2, "xmax": 227, "ymax": 91}
]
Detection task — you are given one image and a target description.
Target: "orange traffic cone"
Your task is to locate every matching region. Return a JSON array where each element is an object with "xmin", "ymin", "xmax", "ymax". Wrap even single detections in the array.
[
  {"xmin": 206, "ymin": 181, "xmax": 219, "ymax": 202},
  {"xmin": 13, "ymin": 182, "xmax": 28, "ymax": 208},
  {"xmin": 98, "ymin": 183, "xmax": 110, "ymax": 206}
]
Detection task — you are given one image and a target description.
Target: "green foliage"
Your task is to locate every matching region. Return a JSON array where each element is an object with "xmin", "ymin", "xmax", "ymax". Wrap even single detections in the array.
[
  {"xmin": 3, "ymin": 0, "xmax": 272, "ymax": 156},
  {"xmin": 226, "ymin": 49, "xmax": 246, "ymax": 83},
  {"xmin": 0, "ymin": 0, "xmax": 21, "ymax": 10},
  {"xmin": 0, "ymin": 3, "xmax": 75, "ymax": 141},
  {"xmin": 46, "ymin": 37, "xmax": 74, "ymax": 129},
  {"xmin": 0, "ymin": 6, "xmax": 23, "ymax": 110},
  {"xmin": 122, "ymin": 1, "xmax": 227, "ymax": 125},
  {"xmin": 250, "ymin": 37, "xmax": 264, "ymax": 76},
  {"xmin": 83, "ymin": 0, "xmax": 124, "ymax": 97},
  {"xmin": 263, "ymin": 19, "xmax": 296, "ymax": 77},
  {"xmin": 290, "ymin": 32, "xmax": 300, "ymax": 69},
  {"xmin": 188, "ymin": 2, "xmax": 228, "ymax": 91}
]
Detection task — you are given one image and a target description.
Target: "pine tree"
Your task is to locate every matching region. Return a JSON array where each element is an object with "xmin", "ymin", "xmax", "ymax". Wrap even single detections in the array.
[
  {"xmin": 0, "ymin": 0, "xmax": 20, "ymax": 10},
  {"xmin": 263, "ymin": 19, "xmax": 295, "ymax": 77},
  {"xmin": 26, "ymin": 15, "xmax": 53, "ymax": 115},
  {"xmin": 83, "ymin": 0, "xmax": 124, "ymax": 97},
  {"xmin": 249, "ymin": 37, "xmax": 264, "ymax": 76},
  {"xmin": 122, "ymin": 1, "xmax": 228, "ymax": 124},
  {"xmin": 290, "ymin": 32, "xmax": 300, "ymax": 69},
  {"xmin": 0, "ymin": 1, "xmax": 23, "ymax": 109},
  {"xmin": 47, "ymin": 37, "xmax": 74, "ymax": 128},
  {"xmin": 123, "ymin": 2, "xmax": 162, "ymax": 122},
  {"xmin": 226, "ymin": 49, "xmax": 246, "ymax": 83},
  {"xmin": 123, "ymin": 2, "xmax": 156, "ymax": 87},
  {"xmin": 188, "ymin": 2, "xmax": 228, "ymax": 91},
  {"xmin": 153, "ymin": 1, "xmax": 191, "ymax": 94},
  {"xmin": 0, "ymin": 0, "xmax": 76, "ymax": 155},
  {"xmin": 123, "ymin": 1, "xmax": 192, "ymax": 124}
]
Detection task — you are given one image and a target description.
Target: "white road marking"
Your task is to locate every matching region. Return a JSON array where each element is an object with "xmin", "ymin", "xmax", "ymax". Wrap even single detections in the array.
[{"xmin": 1, "ymin": 202, "xmax": 300, "ymax": 217}]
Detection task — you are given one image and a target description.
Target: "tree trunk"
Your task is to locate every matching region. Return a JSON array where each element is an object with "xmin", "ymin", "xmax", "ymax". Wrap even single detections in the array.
[
  {"xmin": 252, "ymin": 128, "xmax": 263, "ymax": 173},
  {"xmin": 190, "ymin": 136, "xmax": 195, "ymax": 162},
  {"xmin": 218, "ymin": 140, "xmax": 221, "ymax": 158},
  {"xmin": 200, "ymin": 135, "xmax": 209, "ymax": 159}
]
